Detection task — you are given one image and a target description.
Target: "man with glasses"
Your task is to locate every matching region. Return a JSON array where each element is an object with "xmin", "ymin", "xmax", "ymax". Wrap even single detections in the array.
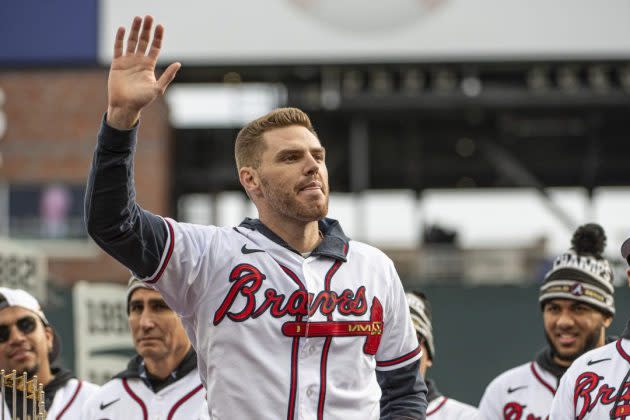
[
  {"xmin": 0, "ymin": 287, "xmax": 99, "ymax": 418},
  {"xmin": 82, "ymin": 278, "xmax": 208, "ymax": 419}
]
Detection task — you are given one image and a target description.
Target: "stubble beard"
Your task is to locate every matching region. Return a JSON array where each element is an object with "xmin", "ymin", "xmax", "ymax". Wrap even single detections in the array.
[
  {"xmin": 545, "ymin": 325, "xmax": 603, "ymax": 363},
  {"xmin": 24, "ymin": 363, "xmax": 39, "ymax": 378},
  {"xmin": 261, "ymin": 177, "xmax": 329, "ymax": 222}
]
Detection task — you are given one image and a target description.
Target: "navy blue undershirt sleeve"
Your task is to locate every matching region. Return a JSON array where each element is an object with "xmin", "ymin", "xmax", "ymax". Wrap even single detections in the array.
[
  {"xmin": 377, "ymin": 360, "xmax": 428, "ymax": 419},
  {"xmin": 84, "ymin": 116, "xmax": 167, "ymax": 278}
]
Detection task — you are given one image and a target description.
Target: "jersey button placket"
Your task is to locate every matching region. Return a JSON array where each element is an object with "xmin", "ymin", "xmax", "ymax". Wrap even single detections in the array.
[
  {"xmin": 151, "ymin": 395, "xmax": 165, "ymax": 420},
  {"xmin": 299, "ymin": 258, "xmax": 322, "ymax": 419}
]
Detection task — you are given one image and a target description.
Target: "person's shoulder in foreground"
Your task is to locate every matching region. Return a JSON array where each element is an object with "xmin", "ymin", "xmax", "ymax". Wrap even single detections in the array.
[{"xmin": 550, "ymin": 235, "xmax": 630, "ymax": 420}]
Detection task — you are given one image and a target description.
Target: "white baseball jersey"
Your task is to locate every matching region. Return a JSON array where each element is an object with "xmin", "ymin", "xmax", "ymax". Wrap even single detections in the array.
[
  {"xmin": 82, "ymin": 369, "xmax": 208, "ymax": 420},
  {"xmin": 427, "ymin": 396, "xmax": 479, "ymax": 419},
  {"xmin": 550, "ymin": 337, "xmax": 630, "ymax": 419},
  {"xmin": 2, "ymin": 377, "xmax": 99, "ymax": 420},
  {"xmin": 478, "ymin": 361, "xmax": 558, "ymax": 420},
  {"xmin": 139, "ymin": 218, "xmax": 421, "ymax": 420}
]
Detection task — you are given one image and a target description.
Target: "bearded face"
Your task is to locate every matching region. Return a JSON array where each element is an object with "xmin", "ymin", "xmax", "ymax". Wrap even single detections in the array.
[
  {"xmin": 542, "ymin": 299, "xmax": 611, "ymax": 365},
  {"xmin": 259, "ymin": 171, "xmax": 329, "ymax": 222},
  {"xmin": 252, "ymin": 125, "xmax": 330, "ymax": 223}
]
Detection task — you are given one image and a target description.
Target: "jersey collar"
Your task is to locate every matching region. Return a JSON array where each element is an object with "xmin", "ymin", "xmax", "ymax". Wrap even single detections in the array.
[
  {"xmin": 534, "ymin": 346, "xmax": 568, "ymax": 383},
  {"xmin": 238, "ymin": 217, "xmax": 349, "ymax": 262},
  {"xmin": 114, "ymin": 347, "xmax": 197, "ymax": 392},
  {"xmin": 425, "ymin": 378, "xmax": 443, "ymax": 403}
]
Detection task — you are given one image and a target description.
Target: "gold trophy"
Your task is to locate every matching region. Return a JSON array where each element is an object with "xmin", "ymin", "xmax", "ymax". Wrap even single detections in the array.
[{"xmin": 0, "ymin": 370, "xmax": 46, "ymax": 420}]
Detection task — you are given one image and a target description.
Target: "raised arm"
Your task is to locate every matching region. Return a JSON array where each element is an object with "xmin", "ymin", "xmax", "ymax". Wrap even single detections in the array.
[
  {"xmin": 107, "ymin": 15, "xmax": 180, "ymax": 129},
  {"xmin": 85, "ymin": 16, "xmax": 180, "ymax": 278}
]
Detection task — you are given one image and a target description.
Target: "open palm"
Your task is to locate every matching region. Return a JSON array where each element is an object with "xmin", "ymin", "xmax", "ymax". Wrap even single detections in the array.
[{"xmin": 108, "ymin": 16, "xmax": 180, "ymax": 117}]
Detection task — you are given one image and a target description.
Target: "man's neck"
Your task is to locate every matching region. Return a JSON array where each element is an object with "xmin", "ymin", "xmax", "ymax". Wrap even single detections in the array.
[
  {"xmin": 36, "ymin": 364, "xmax": 54, "ymax": 386},
  {"xmin": 259, "ymin": 214, "xmax": 322, "ymax": 254},
  {"xmin": 144, "ymin": 345, "xmax": 190, "ymax": 380},
  {"xmin": 552, "ymin": 355, "xmax": 572, "ymax": 368}
]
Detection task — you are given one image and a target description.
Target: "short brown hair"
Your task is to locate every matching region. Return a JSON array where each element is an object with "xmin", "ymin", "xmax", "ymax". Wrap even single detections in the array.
[{"xmin": 235, "ymin": 107, "xmax": 317, "ymax": 169}]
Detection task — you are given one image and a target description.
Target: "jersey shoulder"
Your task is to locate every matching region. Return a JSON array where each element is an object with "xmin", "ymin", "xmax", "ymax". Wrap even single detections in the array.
[
  {"xmin": 82, "ymin": 378, "xmax": 127, "ymax": 407},
  {"xmin": 564, "ymin": 339, "xmax": 619, "ymax": 375},
  {"xmin": 484, "ymin": 361, "xmax": 534, "ymax": 390},
  {"xmin": 444, "ymin": 397, "xmax": 479, "ymax": 414},
  {"xmin": 169, "ymin": 218, "xmax": 237, "ymax": 239},
  {"xmin": 77, "ymin": 379, "xmax": 100, "ymax": 394},
  {"xmin": 347, "ymin": 240, "xmax": 394, "ymax": 268}
]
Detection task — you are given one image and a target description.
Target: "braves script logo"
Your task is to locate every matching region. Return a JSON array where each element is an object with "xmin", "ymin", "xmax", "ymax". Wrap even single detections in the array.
[
  {"xmin": 574, "ymin": 372, "xmax": 630, "ymax": 419},
  {"xmin": 502, "ymin": 402, "xmax": 547, "ymax": 420},
  {"xmin": 213, "ymin": 264, "xmax": 383, "ymax": 354}
]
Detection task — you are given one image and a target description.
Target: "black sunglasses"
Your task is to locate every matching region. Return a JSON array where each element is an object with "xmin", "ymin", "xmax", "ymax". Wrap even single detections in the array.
[{"xmin": 0, "ymin": 316, "xmax": 38, "ymax": 343}]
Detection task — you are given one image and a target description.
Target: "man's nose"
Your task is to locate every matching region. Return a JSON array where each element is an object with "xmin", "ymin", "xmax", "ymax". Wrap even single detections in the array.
[
  {"xmin": 556, "ymin": 310, "xmax": 576, "ymax": 328},
  {"xmin": 139, "ymin": 312, "xmax": 156, "ymax": 330},
  {"xmin": 304, "ymin": 154, "xmax": 320, "ymax": 176},
  {"xmin": 8, "ymin": 325, "xmax": 27, "ymax": 344}
]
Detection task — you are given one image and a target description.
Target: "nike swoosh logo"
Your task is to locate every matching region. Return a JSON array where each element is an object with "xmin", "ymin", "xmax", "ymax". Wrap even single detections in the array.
[
  {"xmin": 100, "ymin": 398, "xmax": 120, "ymax": 410},
  {"xmin": 507, "ymin": 385, "xmax": 527, "ymax": 393},
  {"xmin": 587, "ymin": 357, "xmax": 611, "ymax": 366},
  {"xmin": 241, "ymin": 244, "xmax": 265, "ymax": 254}
]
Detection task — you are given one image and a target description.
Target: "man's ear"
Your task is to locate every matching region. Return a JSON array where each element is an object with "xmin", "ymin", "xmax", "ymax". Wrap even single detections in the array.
[
  {"xmin": 626, "ymin": 268, "xmax": 630, "ymax": 288},
  {"xmin": 44, "ymin": 326, "xmax": 54, "ymax": 351},
  {"xmin": 239, "ymin": 167, "xmax": 260, "ymax": 197},
  {"xmin": 604, "ymin": 315, "xmax": 614, "ymax": 328}
]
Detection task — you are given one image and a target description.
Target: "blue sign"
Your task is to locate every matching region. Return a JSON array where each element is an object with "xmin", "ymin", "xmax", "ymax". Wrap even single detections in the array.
[{"xmin": 0, "ymin": 0, "xmax": 98, "ymax": 64}]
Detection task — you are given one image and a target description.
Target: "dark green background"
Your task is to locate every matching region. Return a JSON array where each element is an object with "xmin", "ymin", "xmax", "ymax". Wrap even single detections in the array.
[
  {"xmin": 43, "ymin": 284, "xmax": 630, "ymax": 406},
  {"xmin": 407, "ymin": 285, "xmax": 630, "ymax": 406}
]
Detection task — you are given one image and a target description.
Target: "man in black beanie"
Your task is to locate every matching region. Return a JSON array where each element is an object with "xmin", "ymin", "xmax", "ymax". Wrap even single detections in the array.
[{"xmin": 406, "ymin": 291, "xmax": 478, "ymax": 418}]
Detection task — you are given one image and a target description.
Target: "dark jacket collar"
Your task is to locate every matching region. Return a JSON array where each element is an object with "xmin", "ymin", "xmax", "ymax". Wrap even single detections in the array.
[
  {"xmin": 114, "ymin": 348, "xmax": 197, "ymax": 393},
  {"xmin": 425, "ymin": 378, "xmax": 442, "ymax": 403},
  {"xmin": 239, "ymin": 217, "xmax": 349, "ymax": 262},
  {"xmin": 534, "ymin": 347, "xmax": 568, "ymax": 383},
  {"xmin": 535, "ymin": 336, "xmax": 618, "ymax": 383}
]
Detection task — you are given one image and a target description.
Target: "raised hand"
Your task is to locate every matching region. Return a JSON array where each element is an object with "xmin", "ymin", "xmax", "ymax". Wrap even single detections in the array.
[{"xmin": 107, "ymin": 15, "xmax": 181, "ymax": 130}]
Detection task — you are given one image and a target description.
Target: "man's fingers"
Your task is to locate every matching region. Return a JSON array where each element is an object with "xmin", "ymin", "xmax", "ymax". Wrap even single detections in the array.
[
  {"xmin": 137, "ymin": 15, "xmax": 153, "ymax": 55},
  {"xmin": 125, "ymin": 16, "xmax": 142, "ymax": 54},
  {"xmin": 157, "ymin": 62, "xmax": 182, "ymax": 94},
  {"xmin": 147, "ymin": 24, "xmax": 164, "ymax": 61},
  {"xmin": 113, "ymin": 27, "xmax": 125, "ymax": 59}
]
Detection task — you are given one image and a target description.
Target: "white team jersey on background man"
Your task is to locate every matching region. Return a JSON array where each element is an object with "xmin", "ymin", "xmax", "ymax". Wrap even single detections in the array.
[
  {"xmin": 550, "ymin": 338, "xmax": 630, "ymax": 419},
  {"xmin": 427, "ymin": 396, "xmax": 479, "ymax": 419},
  {"xmin": 141, "ymin": 218, "xmax": 421, "ymax": 420},
  {"xmin": 2, "ymin": 378, "xmax": 99, "ymax": 420},
  {"xmin": 81, "ymin": 369, "xmax": 208, "ymax": 420},
  {"xmin": 478, "ymin": 361, "xmax": 557, "ymax": 419}
]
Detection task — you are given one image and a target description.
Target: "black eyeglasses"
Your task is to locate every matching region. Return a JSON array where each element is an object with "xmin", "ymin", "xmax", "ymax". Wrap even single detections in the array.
[{"xmin": 0, "ymin": 316, "xmax": 38, "ymax": 343}]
